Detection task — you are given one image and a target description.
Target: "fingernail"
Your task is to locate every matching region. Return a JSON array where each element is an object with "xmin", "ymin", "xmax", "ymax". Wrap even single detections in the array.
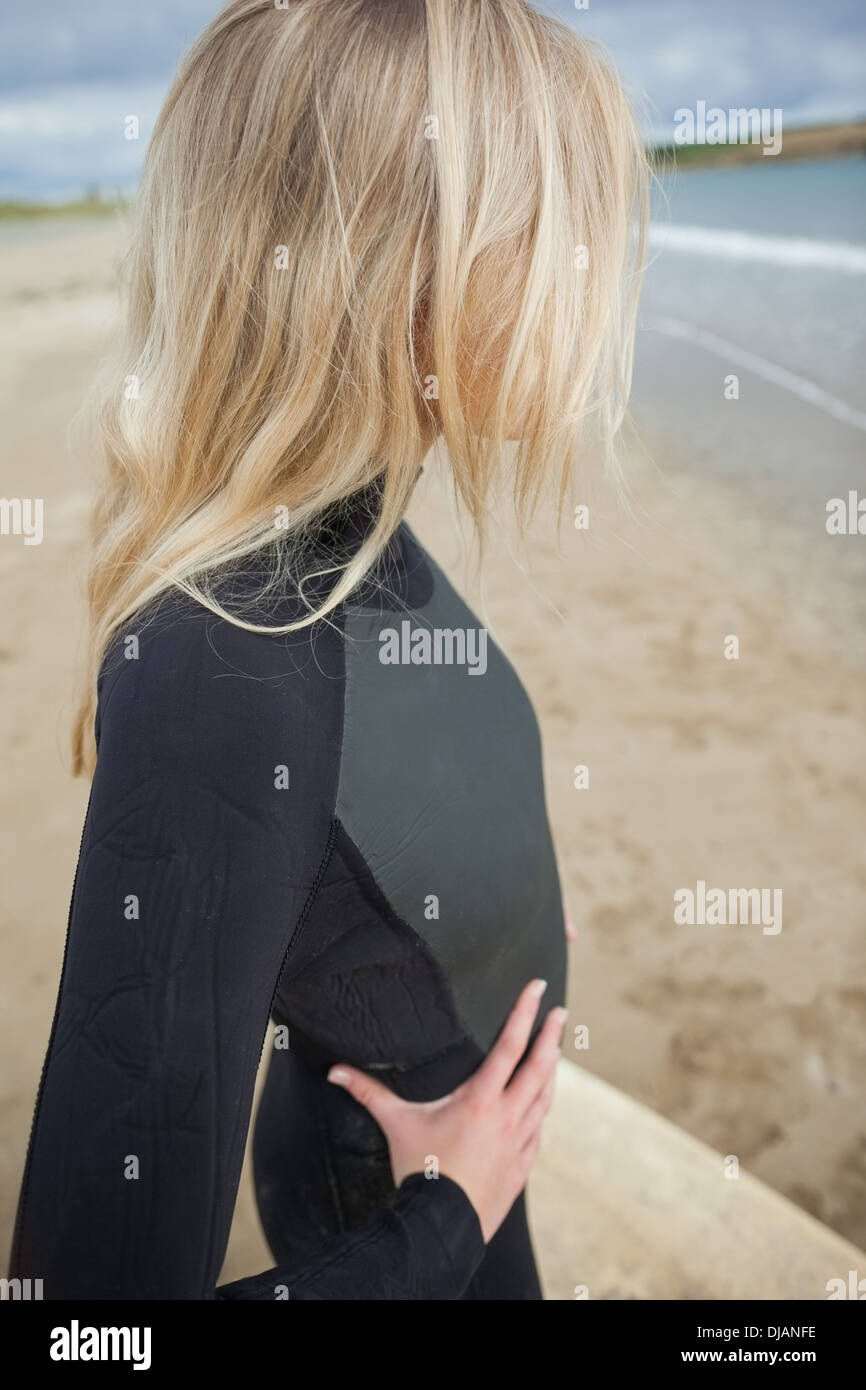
[
  {"xmin": 552, "ymin": 1007, "xmax": 568, "ymax": 1029},
  {"xmin": 328, "ymin": 1067, "xmax": 351, "ymax": 1086},
  {"xmin": 531, "ymin": 979, "xmax": 548, "ymax": 998}
]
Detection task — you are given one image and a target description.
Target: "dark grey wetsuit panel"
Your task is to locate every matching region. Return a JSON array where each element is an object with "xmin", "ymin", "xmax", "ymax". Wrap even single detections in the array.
[{"xmin": 338, "ymin": 538, "xmax": 566, "ymax": 1053}]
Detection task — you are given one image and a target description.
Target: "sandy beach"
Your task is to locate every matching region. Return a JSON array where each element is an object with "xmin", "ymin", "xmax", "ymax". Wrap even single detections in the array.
[{"xmin": 1, "ymin": 213, "xmax": 864, "ymax": 1287}]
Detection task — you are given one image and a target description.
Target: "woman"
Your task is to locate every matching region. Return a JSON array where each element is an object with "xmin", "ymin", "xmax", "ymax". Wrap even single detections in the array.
[{"xmin": 10, "ymin": 0, "xmax": 646, "ymax": 1300}]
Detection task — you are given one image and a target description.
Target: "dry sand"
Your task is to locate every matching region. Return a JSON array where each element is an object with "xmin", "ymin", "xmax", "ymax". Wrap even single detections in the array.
[{"xmin": 1, "ymin": 217, "xmax": 863, "ymax": 1287}]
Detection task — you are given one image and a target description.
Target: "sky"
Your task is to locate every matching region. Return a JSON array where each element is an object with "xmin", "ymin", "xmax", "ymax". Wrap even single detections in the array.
[{"xmin": 1, "ymin": 0, "xmax": 864, "ymax": 201}]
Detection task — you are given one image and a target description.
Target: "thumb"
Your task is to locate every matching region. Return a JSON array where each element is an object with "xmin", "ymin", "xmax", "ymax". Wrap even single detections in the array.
[{"xmin": 327, "ymin": 1064, "xmax": 400, "ymax": 1126}]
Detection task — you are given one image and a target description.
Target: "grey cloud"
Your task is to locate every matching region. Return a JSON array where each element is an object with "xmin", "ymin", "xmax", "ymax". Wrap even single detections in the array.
[
  {"xmin": 1, "ymin": 0, "xmax": 864, "ymax": 200},
  {"xmin": 0, "ymin": 0, "xmax": 219, "ymax": 92},
  {"xmin": 545, "ymin": 0, "xmax": 866, "ymax": 134}
]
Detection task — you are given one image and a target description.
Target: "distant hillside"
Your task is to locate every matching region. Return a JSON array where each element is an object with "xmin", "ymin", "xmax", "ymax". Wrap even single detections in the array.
[
  {"xmin": 650, "ymin": 119, "xmax": 866, "ymax": 170},
  {"xmin": 0, "ymin": 193, "xmax": 127, "ymax": 221}
]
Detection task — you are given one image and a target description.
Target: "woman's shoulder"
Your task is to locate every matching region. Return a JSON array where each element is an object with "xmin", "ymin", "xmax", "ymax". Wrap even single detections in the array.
[
  {"xmin": 91, "ymin": 523, "xmax": 436, "ymax": 751},
  {"xmin": 94, "ymin": 571, "xmax": 345, "ymax": 760}
]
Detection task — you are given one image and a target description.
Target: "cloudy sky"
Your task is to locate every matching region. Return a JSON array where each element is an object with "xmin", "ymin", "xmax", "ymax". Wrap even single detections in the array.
[{"xmin": 1, "ymin": 0, "xmax": 864, "ymax": 201}]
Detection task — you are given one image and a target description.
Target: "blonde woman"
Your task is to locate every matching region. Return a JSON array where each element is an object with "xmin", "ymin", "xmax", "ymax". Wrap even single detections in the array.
[{"xmin": 11, "ymin": 0, "xmax": 646, "ymax": 1300}]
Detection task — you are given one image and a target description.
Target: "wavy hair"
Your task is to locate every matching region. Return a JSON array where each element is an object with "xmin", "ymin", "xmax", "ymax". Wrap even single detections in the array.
[{"xmin": 72, "ymin": 0, "xmax": 648, "ymax": 773}]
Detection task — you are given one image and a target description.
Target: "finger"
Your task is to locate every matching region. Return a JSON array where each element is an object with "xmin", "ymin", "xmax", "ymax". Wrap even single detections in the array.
[
  {"xmin": 518, "ymin": 1074, "xmax": 556, "ymax": 1145},
  {"xmin": 518, "ymin": 1130, "xmax": 542, "ymax": 1180},
  {"xmin": 506, "ymin": 1006, "xmax": 567, "ymax": 1113},
  {"xmin": 470, "ymin": 978, "xmax": 548, "ymax": 1097},
  {"xmin": 327, "ymin": 1065, "xmax": 401, "ymax": 1127}
]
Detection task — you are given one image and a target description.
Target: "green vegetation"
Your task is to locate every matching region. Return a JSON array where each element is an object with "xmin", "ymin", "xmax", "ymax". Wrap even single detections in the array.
[
  {"xmin": 649, "ymin": 119, "xmax": 866, "ymax": 170},
  {"xmin": 0, "ymin": 193, "xmax": 129, "ymax": 221}
]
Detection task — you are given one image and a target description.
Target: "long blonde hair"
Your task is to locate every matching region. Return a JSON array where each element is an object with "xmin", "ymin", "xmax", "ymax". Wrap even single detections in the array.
[{"xmin": 73, "ymin": 0, "xmax": 648, "ymax": 774}]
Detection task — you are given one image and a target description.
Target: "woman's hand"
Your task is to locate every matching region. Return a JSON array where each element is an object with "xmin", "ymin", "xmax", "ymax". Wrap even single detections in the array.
[{"xmin": 327, "ymin": 979, "xmax": 567, "ymax": 1243}]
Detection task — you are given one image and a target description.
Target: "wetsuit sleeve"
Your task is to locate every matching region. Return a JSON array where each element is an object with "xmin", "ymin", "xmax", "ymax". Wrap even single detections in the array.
[
  {"xmin": 9, "ymin": 611, "xmax": 485, "ymax": 1300},
  {"xmin": 217, "ymin": 1173, "xmax": 485, "ymax": 1301}
]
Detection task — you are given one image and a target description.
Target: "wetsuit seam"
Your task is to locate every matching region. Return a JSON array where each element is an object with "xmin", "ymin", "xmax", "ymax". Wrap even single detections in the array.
[
  {"xmin": 330, "ymin": 817, "xmax": 476, "ymax": 1061},
  {"xmin": 273, "ymin": 817, "xmax": 339, "ymax": 994}
]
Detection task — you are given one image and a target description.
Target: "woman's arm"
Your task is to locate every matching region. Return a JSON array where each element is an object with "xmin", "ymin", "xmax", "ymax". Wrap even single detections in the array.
[
  {"xmin": 220, "ymin": 975, "xmax": 566, "ymax": 1299},
  {"xmin": 9, "ymin": 606, "xmax": 489, "ymax": 1300}
]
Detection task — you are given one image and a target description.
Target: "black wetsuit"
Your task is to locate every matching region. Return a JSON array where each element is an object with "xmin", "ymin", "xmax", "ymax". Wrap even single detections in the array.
[{"xmin": 10, "ymin": 487, "xmax": 567, "ymax": 1300}]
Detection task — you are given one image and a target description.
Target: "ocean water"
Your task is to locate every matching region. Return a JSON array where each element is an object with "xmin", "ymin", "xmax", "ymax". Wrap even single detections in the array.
[
  {"xmin": 630, "ymin": 156, "xmax": 866, "ymax": 658},
  {"xmin": 633, "ymin": 157, "xmax": 866, "ymax": 520},
  {"xmin": 653, "ymin": 156, "xmax": 866, "ymax": 244},
  {"xmin": 640, "ymin": 157, "xmax": 866, "ymax": 412}
]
